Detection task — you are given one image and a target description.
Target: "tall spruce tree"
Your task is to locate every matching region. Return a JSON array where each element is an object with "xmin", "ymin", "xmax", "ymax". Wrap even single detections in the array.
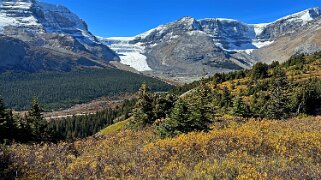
[
  {"xmin": 251, "ymin": 62, "xmax": 269, "ymax": 80},
  {"xmin": 265, "ymin": 68, "xmax": 289, "ymax": 119},
  {"xmin": 230, "ymin": 95, "xmax": 249, "ymax": 117},
  {"xmin": 157, "ymin": 83, "xmax": 213, "ymax": 138},
  {"xmin": 221, "ymin": 86, "xmax": 232, "ymax": 109},
  {"xmin": 295, "ymin": 78, "xmax": 321, "ymax": 115},
  {"xmin": 131, "ymin": 83, "xmax": 154, "ymax": 127},
  {"xmin": 27, "ymin": 97, "xmax": 46, "ymax": 138},
  {"xmin": 157, "ymin": 100, "xmax": 190, "ymax": 138},
  {"xmin": 0, "ymin": 97, "xmax": 7, "ymax": 141}
]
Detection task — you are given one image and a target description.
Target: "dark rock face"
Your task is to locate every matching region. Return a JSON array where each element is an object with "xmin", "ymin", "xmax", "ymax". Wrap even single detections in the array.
[
  {"xmin": 0, "ymin": 36, "xmax": 27, "ymax": 69},
  {"xmin": 0, "ymin": 0, "xmax": 119, "ymax": 72},
  {"xmin": 199, "ymin": 19, "xmax": 255, "ymax": 49},
  {"xmin": 0, "ymin": 35, "xmax": 101, "ymax": 72}
]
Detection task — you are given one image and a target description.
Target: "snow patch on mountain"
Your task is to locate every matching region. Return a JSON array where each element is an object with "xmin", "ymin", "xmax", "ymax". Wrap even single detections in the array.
[
  {"xmin": 0, "ymin": 0, "xmax": 99, "ymax": 42},
  {"xmin": 252, "ymin": 23, "xmax": 269, "ymax": 36},
  {"xmin": 274, "ymin": 7, "xmax": 320, "ymax": 25},
  {"xmin": 187, "ymin": 30, "xmax": 207, "ymax": 36},
  {"xmin": 252, "ymin": 40, "xmax": 274, "ymax": 48},
  {"xmin": 300, "ymin": 11, "xmax": 314, "ymax": 24},
  {"xmin": 100, "ymin": 37, "xmax": 152, "ymax": 71},
  {"xmin": 0, "ymin": 0, "xmax": 41, "ymax": 31},
  {"xmin": 137, "ymin": 24, "xmax": 167, "ymax": 39}
]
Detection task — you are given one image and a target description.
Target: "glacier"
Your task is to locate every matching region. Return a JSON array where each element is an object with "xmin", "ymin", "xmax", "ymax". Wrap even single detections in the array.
[
  {"xmin": 102, "ymin": 7, "xmax": 321, "ymax": 71},
  {"xmin": 100, "ymin": 37, "xmax": 152, "ymax": 71}
]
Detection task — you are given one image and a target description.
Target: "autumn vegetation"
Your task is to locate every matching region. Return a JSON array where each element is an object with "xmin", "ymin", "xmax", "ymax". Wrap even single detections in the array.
[
  {"xmin": 1, "ymin": 52, "xmax": 321, "ymax": 179},
  {"xmin": 1, "ymin": 116, "xmax": 321, "ymax": 179}
]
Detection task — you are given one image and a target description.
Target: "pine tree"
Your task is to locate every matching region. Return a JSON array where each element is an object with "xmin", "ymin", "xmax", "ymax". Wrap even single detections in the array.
[
  {"xmin": 0, "ymin": 97, "xmax": 7, "ymax": 141},
  {"xmin": 221, "ymin": 86, "xmax": 232, "ymax": 109},
  {"xmin": 249, "ymin": 93, "xmax": 268, "ymax": 118},
  {"xmin": 157, "ymin": 84, "xmax": 213, "ymax": 138},
  {"xmin": 251, "ymin": 62, "xmax": 269, "ymax": 80},
  {"xmin": 157, "ymin": 100, "xmax": 190, "ymax": 138},
  {"xmin": 27, "ymin": 97, "xmax": 46, "ymax": 139},
  {"xmin": 189, "ymin": 81, "xmax": 213, "ymax": 129},
  {"xmin": 265, "ymin": 73, "xmax": 289, "ymax": 120},
  {"xmin": 230, "ymin": 95, "xmax": 249, "ymax": 117},
  {"xmin": 152, "ymin": 94, "xmax": 177, "ymax": 121},
  {"xmin": 296, "ymin": 78, "xmax": 321, "ymax": 115},
  {"xmin": 131, "ymin": 83, "xmax": 154, "ymax": 127}
]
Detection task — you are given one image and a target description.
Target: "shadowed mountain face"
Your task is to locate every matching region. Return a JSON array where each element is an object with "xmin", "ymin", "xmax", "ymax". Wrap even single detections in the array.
[
  {"xmin": 102, "ymin": 8, "xmax": 321, "ymax": 79},
  {"xmin": 0, "ymin": 0, "xmax": 119, "ymax": 72}
]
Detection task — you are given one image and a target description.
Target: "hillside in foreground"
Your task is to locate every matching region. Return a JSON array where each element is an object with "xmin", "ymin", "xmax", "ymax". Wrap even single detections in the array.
[
  {"xmin": 1, "ymin": 116, "xmax": 321, "ymax": 179},
  {"xmin": 1, "ymin": 52, "xmax": 321, "ymax": 179}
]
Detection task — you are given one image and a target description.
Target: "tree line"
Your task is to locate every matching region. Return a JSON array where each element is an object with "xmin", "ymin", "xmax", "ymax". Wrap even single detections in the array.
[
  {"xmin": 0, "ymin": 69, "xmax": 172, "ymax": 110},
  {"xmin": 130, "ymin": 52, "xmax": 321, "ymax": 138},
  {"xmin": 0, "ymin": 97, "xmax": 137, "ymax": 143}
]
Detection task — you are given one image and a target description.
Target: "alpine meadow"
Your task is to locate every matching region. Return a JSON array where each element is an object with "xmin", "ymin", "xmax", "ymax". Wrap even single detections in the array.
[{"xmin": 1, "ymin": 0, "xmax": 321, "ymax": 179}]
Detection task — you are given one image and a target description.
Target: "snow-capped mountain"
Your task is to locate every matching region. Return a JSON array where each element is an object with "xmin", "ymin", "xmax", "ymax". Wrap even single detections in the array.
[
  {"xmin": 1, "ymin": 1, "xmax": 320, "ymax": 80},
  {"xmin": 102, "ymin": 7, "xmax": 321, "ymax": 80},
  {"xmin": 0, "ymin": 0, "xmax": 119, "ymax": 72}
]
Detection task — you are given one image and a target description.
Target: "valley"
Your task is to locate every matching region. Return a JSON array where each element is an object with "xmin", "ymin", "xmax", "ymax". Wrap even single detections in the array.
[
  {"xmin": 0, "ymin": 0, "xmax": 321, "ymax": 179},
  {"xmin": 0, "ymin": 69, "xmax": 172, "ymax": 110},
  {"xmin": 13, "ymin": 94, "xmax": 134, "ymax": 120}
]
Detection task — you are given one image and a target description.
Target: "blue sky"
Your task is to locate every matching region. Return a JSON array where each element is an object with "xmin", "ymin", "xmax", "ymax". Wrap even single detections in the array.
[{"xmin": 41, "ymin": 0, "xmax": 321, "ymax": 37}]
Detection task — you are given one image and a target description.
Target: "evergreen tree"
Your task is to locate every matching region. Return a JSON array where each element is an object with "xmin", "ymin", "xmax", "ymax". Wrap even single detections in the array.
[
  {"xmin": 0, "ymin": 97, "xmax": 7, "ymax": 141},
  {"xmin": 27, "ymin": 97, "xmax": 46, "ymax": 139},
  {"xmin": 295, "ymin": 78, "xmax": 321, "ymax": 115},
  {"xmin": 152, "ymin": 94, "xmax": 177, "ymax": 121},
  {"xmin": 131, "ymin": 83, "xmax": 154, "ymax": 127},
  {"xmin": 265, "ymin": 73, "xmax": 289, "ymax": 120},
  {"xmin": 251, "ymin": 62, "xmax": 269, "ymax": 80},
  {"xmin": 157, "ymin": 84, "xmax": 213, "ymax": 138},
  {"xmin": 230, "ymin": 95, "xmax": 249, "ymax": 117},
  {"xmin": 190, "ymin": 81, "xmax": 213, "ymax": 126},
  {"xmin": 157, "ymin": 100, "xmax": 190, "ymax": 138},
  {"xmin": 220, "ymin": 86, "xmax": 232, "ymax": 109},
  {"xmin": 249, "ymin": 93, "xmax": 269, "ymax": 118}
]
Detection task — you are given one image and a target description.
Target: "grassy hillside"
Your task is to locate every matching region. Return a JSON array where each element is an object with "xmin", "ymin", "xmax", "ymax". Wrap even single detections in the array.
[
  {"xmin": 0, "ymin": 68, "xmax": 172, "ymax": 110},
  {"xmin": 1, "ymin": 53, "xmax": 321, "ymax": 179},
  {"xmin": 177, "ymin": 53, "xmax": 321, "ymax": 117},
  {"xmin": 173, "ymin": 52, "xmax": 321, "ymax": 97},
  {"xmin": 2, "ymin": 116, "xmax": 321, "ymax": 179},
  {"xmin": 98, "ymin": 119, "xmax": 130, "ymax": 136}
]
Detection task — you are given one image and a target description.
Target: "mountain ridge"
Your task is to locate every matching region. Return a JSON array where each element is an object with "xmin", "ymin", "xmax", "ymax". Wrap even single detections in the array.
[
  {"xmin": 102, "ymin": 7, "xmax": 321, "ymax": 82},
  {"xmin": 0, "ymin": 0, "xmax": 119, "ymax": 72}
]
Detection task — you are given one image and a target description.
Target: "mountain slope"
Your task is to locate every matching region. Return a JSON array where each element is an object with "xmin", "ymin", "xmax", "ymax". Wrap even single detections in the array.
[
  {"xmin": 102, "ymin": 8, "xmax": 321, "ymax": 81},
  {"xmin": 0, "ymin": 0, "xmax": 119, "ymax": 72}
]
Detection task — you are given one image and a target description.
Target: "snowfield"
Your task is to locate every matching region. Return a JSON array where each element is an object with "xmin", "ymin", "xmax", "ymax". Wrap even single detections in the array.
[{"xmin": 100, "ymin": 37, "xmax": 152, "ymax": 71}]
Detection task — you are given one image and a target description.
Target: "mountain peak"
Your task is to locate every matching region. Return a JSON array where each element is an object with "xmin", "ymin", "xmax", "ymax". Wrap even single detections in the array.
[
  {"xmin": 176, "ymin": 16, "xmax": 202, "ymax": 30},
  {"xmin": 0, "ymin": 0, "xmax": 119, "ymax": 72},
  {"xmin": 273, "ymin": 7, "xmax": 321, "ymax": 25},
  {"xmin": 178, "ymin": 16, "xmax": 196, "ymax": 22}
]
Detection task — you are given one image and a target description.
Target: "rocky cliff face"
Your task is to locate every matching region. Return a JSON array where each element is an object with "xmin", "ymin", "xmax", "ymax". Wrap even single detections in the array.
[
  {"xmin": 0, "ymin": 0, "xmax": 119, "ymax": 72},
  {"xmin": 103, "ymin": 7, "xmax": 321, "ymax": 80}
]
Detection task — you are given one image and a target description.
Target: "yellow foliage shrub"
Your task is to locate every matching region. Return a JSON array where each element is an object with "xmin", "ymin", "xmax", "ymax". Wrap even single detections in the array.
[{"xmin": 5, "ymin": 116, "xmax": 321, "ymax": 179}]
